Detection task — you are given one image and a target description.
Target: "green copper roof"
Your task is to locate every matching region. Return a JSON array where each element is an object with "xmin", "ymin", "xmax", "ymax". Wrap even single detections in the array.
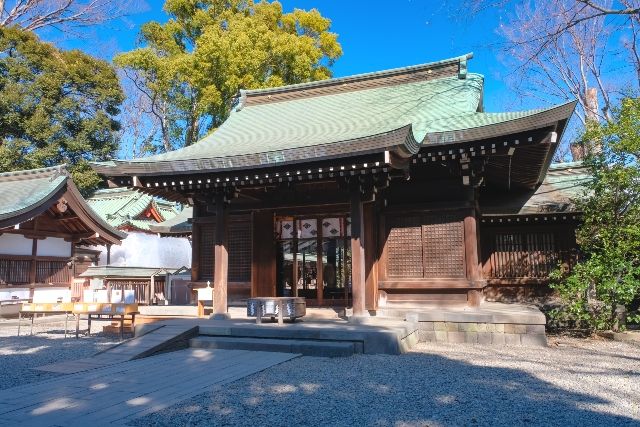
[
  {"xmin": 92, "ymin": 53, "xmax": 575, "ymax": 177},
  {"xmin": 0, "ymin": 166, "xmax": 67, "ymax": 225},
  {"xmin": 481, "ymin": 162, "xmax": 591, "ymax": 215},
  {"xmin": 0, "ymin": 166, "xmax": 126, "ymax": 244},
  {"xmin": 79, "ymin": 265, "xmax": 184, "ymax": 278},
  {"xmin": 141, "ymin": 74, "xmax": 483, "ymax": 162},
  {"xmin": 87, "ymin": 187, "xmax": 179, "ymax": 232}
]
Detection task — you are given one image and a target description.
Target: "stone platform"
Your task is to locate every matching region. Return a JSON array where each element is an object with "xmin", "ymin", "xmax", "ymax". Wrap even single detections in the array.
[{"xmin": 380, "ymin": 302, "xmax": 547, "ymax": 346}]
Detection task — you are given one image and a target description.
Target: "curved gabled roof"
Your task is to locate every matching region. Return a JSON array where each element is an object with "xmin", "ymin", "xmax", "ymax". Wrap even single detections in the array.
[
  {"xmin": 91, "ymin": 53, "xmax": 574, "ymax": 177},
  {"xmin": 0, "ymin": 166, "xmax": 126, "ymax": 245},
  {"xmin": 87, "ymin": 187, "xmax": 178, "ymax": 232}
]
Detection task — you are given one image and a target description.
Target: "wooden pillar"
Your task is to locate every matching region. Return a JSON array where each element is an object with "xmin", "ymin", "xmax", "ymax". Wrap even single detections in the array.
[
  {"xmin": 106, "ymin": 244, "xmax": 112, "ymax": 265},
  {"xmin": 213, "ymin": 193, "xmax": 229, "ymax": 319},
  {"xmin": 316, "ymin": 224, "xmax": 324, "ymax": 306},
  {"xmin": 29, "ymin": 238, "xmax": 37, "ymax": 284},
  {"xmin": 464, "ymin": 209, "xmax": 482, "ymax": 308},
  {"xmin": 191, "ymin": 221, "xmax": 200, "ymax": 283},
  {"xmin": 350, "ymin": 190, "xmax": 367, "ymax": 318}
]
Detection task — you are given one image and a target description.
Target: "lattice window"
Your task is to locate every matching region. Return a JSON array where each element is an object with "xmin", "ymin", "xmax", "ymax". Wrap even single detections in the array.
[
  {"xmin": 0, "ymin": 259, "xmax": 31, "ymax": 284},
  {"xmin": 36, "ymin": 261, "xmax": 70, "ymax": 285},
  {"xmin": 386, "ymin": 216, "xmax": 423, "ymax": 278},
  {"xmin": 229, "ymin": 220, "xmax": 251, "ymax": 282},
  {"xmin": 422, "ymin": 215, "xmax": 466, "ymax": 278},
  {"xmin": 198, "ymin": 223, "xmax": 215, "ymax": 281}
]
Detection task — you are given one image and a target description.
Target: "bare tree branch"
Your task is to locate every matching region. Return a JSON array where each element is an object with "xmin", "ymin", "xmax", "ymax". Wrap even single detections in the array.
[{"xmin": 0, "ymin": 0, "xmax": 134, "ymax": 33}]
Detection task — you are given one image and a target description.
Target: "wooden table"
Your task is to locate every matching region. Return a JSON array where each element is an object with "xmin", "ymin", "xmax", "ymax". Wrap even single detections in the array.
[
  {"xmin": 72, "ymin": 303, "xmax": 139, "ymax": 340},
  {"xmin": 18, "ymin": 303, "xmax": 74, "ymax": 337},
  {"xmin": 246, "ymin": 297, "xmax": 306, "ymax": 325},
  {"xmin": 18, "ymin": 303, "xmax": 139, "ymax": 340}
]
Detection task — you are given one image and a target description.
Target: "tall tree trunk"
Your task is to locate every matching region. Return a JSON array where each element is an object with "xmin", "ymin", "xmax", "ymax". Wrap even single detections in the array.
[
  {"xmin": 159, "ymin": 101, "xmax": 171, "ymax": 152},
  {"xmin": 571, "ymin": 87, "xmax": 601, "ymax": 161}
]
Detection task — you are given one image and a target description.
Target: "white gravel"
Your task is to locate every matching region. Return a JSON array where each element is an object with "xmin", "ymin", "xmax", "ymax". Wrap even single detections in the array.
[
  {"xmin": 128, "ymin": 337, "xmax": 640, "ymax": 427},
  {"xmin": 0, "ymin": 316, "xmax": 118, "ymax": 390}
]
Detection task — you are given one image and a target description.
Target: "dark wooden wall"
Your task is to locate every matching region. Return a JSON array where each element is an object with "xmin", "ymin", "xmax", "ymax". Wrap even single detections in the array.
[{"xmin": 251, "ymin": 210, "xmax": 276, "ymax": 297}]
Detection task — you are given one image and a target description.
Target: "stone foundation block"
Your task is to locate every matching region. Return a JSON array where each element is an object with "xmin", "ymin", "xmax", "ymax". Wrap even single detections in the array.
[
  {"xmin": 491, "ymin": 333, "xmax": 506, "ymax": 345},
  {"xmin": 504, "ymin": 324, "xmax": 516, "ymax": 334},
  {"xmin": 514, "ymin": 325, "xmax": 527, "ymax": 334},
  {"xmin": 521, "ymin": 333, "xmax": 548, "ymax": 347},
  {"xmin": 448, "ymin": 332, "xmax": 466, "ymax": 343},
  {"xmin": 445, "ymin": 322, "xmax": 459, "ymax": 332},
  {"xmin": 504, "ymin": 333, "xmax": 521, "ymax": 345},
  {"xmin": 420, "ymin": 322, "xmax": 435, "ymax": 331},
  {"xmin": 526, "ymin": 325, "xmax": 546, "ymax": 334},
  {"xmin": 434, "ymin": 322, "xmax": 446, "ymax": 331},
  {"xmin": 477, "ymin": 332, "xmax": 492, "ymax": 345},
  {"xmin": 476, "ymin": 323, "xmax": 488, "ymax": 332},
  {"xmin": 459, "ymin": 323, "xmax": 478, "ymax": 332},
  {"xmin": 419, "ymin": 331, "xmax": 436, "ymax": 342},
  {"xmin": 464, "ymin": 332, "xmax": 478, "ymax": 343},
  {"xmin": 435, "ymin": 331, "xmax": 448, "ymax": 342}
]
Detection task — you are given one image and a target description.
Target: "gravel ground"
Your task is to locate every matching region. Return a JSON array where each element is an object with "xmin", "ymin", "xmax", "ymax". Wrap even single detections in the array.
[
  {"xmin": 0, "ymin": 316, "xmax": 118, "ymax": 390},
  {"xmin": 129, "ymin": 337, "xmax": 640, "ymax": 427}
]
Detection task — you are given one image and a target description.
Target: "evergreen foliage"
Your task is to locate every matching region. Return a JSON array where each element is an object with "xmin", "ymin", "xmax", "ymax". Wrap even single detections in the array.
[
  {"xmin": 115, "ymin": 0, "xmax": 342, "ymax": 151},
  {"xmin": 0, "ymin": 27, "xmax": 123, "ymax": 192},
  {"xmin": 551, "ymin": 98, "xmax": 640, "ymax": 331}
]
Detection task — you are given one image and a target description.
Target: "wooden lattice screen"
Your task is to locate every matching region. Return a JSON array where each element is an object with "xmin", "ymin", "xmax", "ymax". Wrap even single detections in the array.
[
  {"xmin": 36, "ymin": 260, "xmax": 70, "ymax": 285},
  {"xmin": 386, "ymin": 213, "xmax": 466, "ymax": 279},
  {"xmin": 228, "ymin": 221, "xmax": 251, "ymax": 282},
  {"xmin": 386, "ymin": 216, "xmax": 423, "ymax": 278},
  {"xmin": 198, "ymin": 223, "xmax": 215, "ymax": 281},
  {"xmin": 197, "ymin": 218, "xmax": 252, "ymax": 282},
  {"xmin": 423, "ymin": 214, "xmax": 466, "ymax": 278},
  {"xmin": 0, "ymin": 258, "xmax": 31, "ymax": 284},
  {"xmin": 482, "ymin": 226, "xmax": 578, "ymax": 280}
]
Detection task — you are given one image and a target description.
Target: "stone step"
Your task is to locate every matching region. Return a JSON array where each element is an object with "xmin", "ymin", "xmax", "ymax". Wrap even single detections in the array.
[
  {"xmin": 190, "ymin": 336, "xmax": 357, "ymax": 357},
  {"xmin": 198, "ymin": 321, "xmax": 417, "ymax": 355}
]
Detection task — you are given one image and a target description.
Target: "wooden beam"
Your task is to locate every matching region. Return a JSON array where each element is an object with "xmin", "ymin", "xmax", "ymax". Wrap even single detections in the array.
[{"xmin": 213, "ymin": 192, "xmax": 229, "ymax": 318}]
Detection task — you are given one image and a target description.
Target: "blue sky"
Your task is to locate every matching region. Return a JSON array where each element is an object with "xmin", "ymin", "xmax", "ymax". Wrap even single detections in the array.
[{"xmin": 55, "ymin": 0, "xmax": 522, "ymax": 113}]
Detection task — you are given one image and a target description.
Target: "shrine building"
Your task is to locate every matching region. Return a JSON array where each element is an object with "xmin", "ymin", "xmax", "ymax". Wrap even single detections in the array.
[{"xmin": 92, "ymin": 54, "xmax": 581, "ymax": 319}]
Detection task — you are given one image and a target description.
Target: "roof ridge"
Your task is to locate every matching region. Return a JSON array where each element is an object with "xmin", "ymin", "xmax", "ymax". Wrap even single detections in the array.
[
  {"xmin": 0, "ymin": 165, "xmax": 68, "ymax": 181},
  {"xmin": 236, "ymin": 53, "xmax": 473, "ymax": 106}
]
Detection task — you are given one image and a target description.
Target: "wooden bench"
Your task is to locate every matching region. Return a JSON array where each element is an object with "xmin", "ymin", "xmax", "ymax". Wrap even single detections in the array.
[{"xmin": 247, "ymin": 297, "xmax": 306, "ymax": 325}]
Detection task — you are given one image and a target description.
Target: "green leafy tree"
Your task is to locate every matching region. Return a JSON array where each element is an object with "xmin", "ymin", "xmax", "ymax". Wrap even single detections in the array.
[
  {"xmin": 551, "ymin": 97, "xmax": 640, "ymax": 331},
  {"xmin": 115, "ymin": 0, "xmax": 342, "ymax": 151},
  {"xmin": 0, "ymin": 26, "xmax": 123, "ymax": 192}
]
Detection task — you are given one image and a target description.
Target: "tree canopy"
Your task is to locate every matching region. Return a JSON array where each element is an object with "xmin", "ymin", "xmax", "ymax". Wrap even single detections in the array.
[
  {"xmin": 115, "ymin": 0, "xmax": 342, "ymax": 152},
  {"xmin": 0, "ymin": 26, "xmax": 123, "ymax": 191}
]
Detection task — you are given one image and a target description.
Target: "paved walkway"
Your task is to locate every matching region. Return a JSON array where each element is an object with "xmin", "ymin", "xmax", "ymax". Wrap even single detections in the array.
[{"xmin": 0, "ymin": 348, "xmax": 299, "ymax": 426}]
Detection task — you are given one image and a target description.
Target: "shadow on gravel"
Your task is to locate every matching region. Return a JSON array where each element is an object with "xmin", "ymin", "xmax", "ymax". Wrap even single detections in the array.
[{"xmin": 127, "ymin": 352, "xmax": 640, "ymax": 427}]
